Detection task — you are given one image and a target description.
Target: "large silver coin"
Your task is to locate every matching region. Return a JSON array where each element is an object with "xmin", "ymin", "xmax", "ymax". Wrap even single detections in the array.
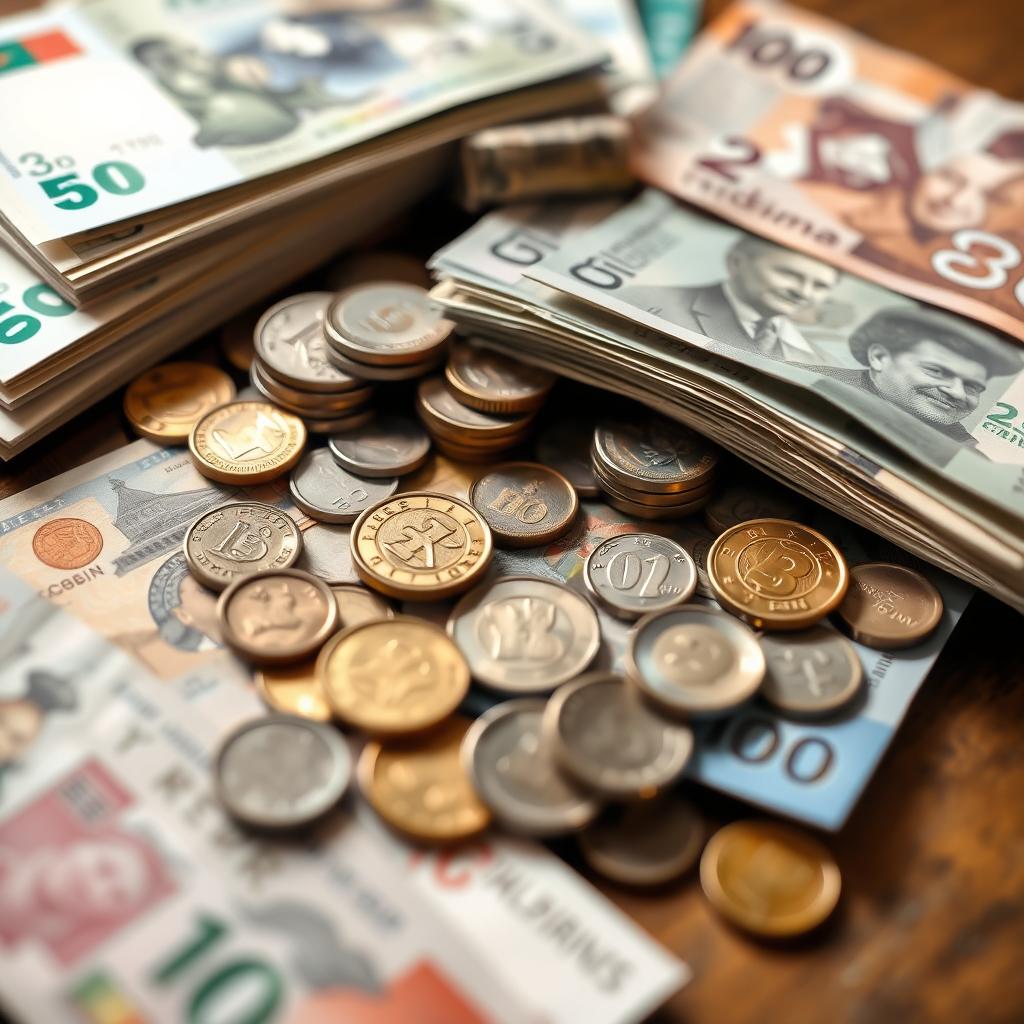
[
  {"xmin": 593, "ymin": 418, "xmax": 718, "ymax": 494},
  {"xmin": 289, "ymin": 448, "xmax": 397, "ymax": 525},
  {"xmin": 626, "ymin": 606, "xmax": 765, "ymax": 718},
  {"xmin": 544, "ymin": 673, "xmax": 693, "ymax": 798},
  {"xmin": 462, "ymin": 699, "xmax": 600, "ymax": 837},
  {"xmin": 760, "ymin": 625, "xmax": 863, "ymax": 717},
  {"xmin": 214, "ymin": 715, "xmax": 352, "ymax": 829},
  {"xmin": 295, "ymin": 523, "xmax": 358, "ymax": 584},
  {"xmin": 329, "ymin": 414, "xmax": 431, "ymax": 478},
  {"xmin": 447, "ymin": 576, "xmax": 600, "ymax": 694},
  {"xmin": 535, "ymin": 418, "xmax": 599, "ymax": 498},
  {"xmin": 584, "ymin": 534, "xmax": 697, "ymax": 620}
]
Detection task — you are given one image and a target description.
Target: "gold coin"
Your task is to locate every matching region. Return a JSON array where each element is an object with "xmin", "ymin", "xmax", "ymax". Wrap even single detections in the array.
[
  {"xmin": 319, "ymin": 616, "xmax": 469, "ymax": 736},
  {"xmin": 124, "ymin": 362, "xmax": 236, "ymax": 444},
  {"xmin": 700, "ymin": 821, "xmax": 841, "ymax": 937},
  {"xmin": 835, "ymin": 562, "xmax": 944, "ymax": 649},
  {"xmin": 707, "ymin": 518, "xmax": 848, "ymax": 631},
  {"xmin": 469, "ymin": 462, "xmax": 578, "ymax": 548},
  {"xmin": 189, "ymin": 400, "xmax": 306, "ymax": 484},
  {"xmin": 330, "ymin": 584, "xmax": 395, "ymax": 627},
  {"xmin": 255, "ymin": 661, "xmax": 332, "ymax": 722},
  {"xmin": 350, "ymin": 491, "xmax": 493, "ymax": 601},
  {"xmin": 358, "ymin": 718, "xmax": 491, "ymax": 844},
  {"xmin": 445, "ymin": 338, "xmax": 555, "ymax": 414}
]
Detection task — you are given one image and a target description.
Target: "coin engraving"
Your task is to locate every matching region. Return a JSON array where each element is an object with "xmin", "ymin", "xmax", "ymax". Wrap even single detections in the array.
[
  {"xmin": 31, "ymin": 518, "xmax": 104, "ymax": 570},
  {"xmin": 190, "ymin": 401, "xmax": 306, "ymax": 484},
  {"xmin": 289, "ymin": 447, "xmax": 397, "ymax": 525},
  {"xmin": 584, "ymin": 534, "xmax": 696, "ymax": 619},
  {"xmin": 470, "ymin": 463, "xmax": 578, "ymax": 547},
  {"xmin": 124, "ymin": 362, "xmax": 235, "ymax": 444},
  {"xmin": 760, "ymin": 626, "xmax": 863, "ymax": 716},
  {"xmin": 836, "ymin": 562, "xmax": 944, "ymax": 649}
]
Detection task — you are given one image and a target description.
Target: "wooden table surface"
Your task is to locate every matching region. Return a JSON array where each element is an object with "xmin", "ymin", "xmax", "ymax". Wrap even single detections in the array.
[{"xmin": 2, "ymin": 2, "xmax": 1023, "ymax": 1022}]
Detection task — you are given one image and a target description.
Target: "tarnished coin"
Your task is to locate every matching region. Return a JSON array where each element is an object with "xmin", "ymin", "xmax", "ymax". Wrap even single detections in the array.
[
  {"xmin": 760, "ymin": 626, "xmax": 863, "ymax": 717},
  {"xmin": 289, "ymin": 448, "xmax": 398, "ymax": 525},
  {"xmin": 189, "ymin": 401, "xmax": 306, "ymax": 484},
  {"xmin": 214, "ymin": 716, "xmax": 352, "ymax": 830},
  {"xmin": 255, "ymin": 662, "xmax": 332, "ymax": 722},
  {"xmin": 704, "ymin": 480, "xmax": 806, "ymax": 535},
  {"xmin": 217, "ymin": 568, "xmax": 339, "ymax": 665},
  {"xmin": 470, "ymin": 463, "xmax": 578, "ymax": 548},
  {"xmin": 535, "ymin": 417, "xmax": 599, "ymax": 497},
  {"xmin": 627, "ymin": 606, "xmax": 765, "ymax": 718},
  {"xmin": 462, "ymin": 699, "xmax": 600, "ymax": 837},
  {"xmin": 700, "ymin": 821, "xmax": 841, "ymax": 937},
  {"xmin": 446, "ymin": 576, "xmax": 600, "ymax": 694},
  {"xmin": 359, "ymin": 718, "xmax": 491, "ymax": 843},
  {"xmin": 580, "ymin": 797, "xmax": 705, "ymax": 886},
  {"xmin": 295, "ymin": 523, "xmax": 357, "ymax": 584},
  {"xmin": 416, "ymin": 376, "xmax": 533, "ymax": 442},
  {"xmin": 184, "ymin": 501, "xmax": 302, "ymax": 591},
  {"xmin": 445, "ymin": 338, "xmax": 555, "ymax": 413},
  {"xmin": 330, "ymin": 584, "xmax": 394, "ymax": 627},
  {"xmin": 351, "ymin": 492, "xmax": 493, "ymax": 601},
  {"xmin": 328, "ymin": 415, "xmax": 431, "ymax": 478},
  {"xmin": 593, "ymin": 418, "xmax": 719, "ymax": 494},
  {"xmin": 326, "ymin": 251, "xmax": 430, "ymax": 292},
  {"xmin": 584, "ymin": 534, "xmax": 697, "ymax": 620},
  {"xmin": 835, "ymin": 562, "xmax": 944, "ymax": 649},
  {"xmin": 319, "ymin": 616, "xmax": 469, "ymax": 736},
  {"xmin": 124, "ymin": 362, "xmax": 236, "ymax": 444},
  {"xmin": 707, "ymin": 519, "xmax": 849, "ymax": 631}
]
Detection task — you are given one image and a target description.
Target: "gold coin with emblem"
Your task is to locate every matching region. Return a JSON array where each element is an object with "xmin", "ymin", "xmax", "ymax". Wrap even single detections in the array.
[{"xmin": 125, "ymin": 362, "xmax": 236, "ymax": 444}]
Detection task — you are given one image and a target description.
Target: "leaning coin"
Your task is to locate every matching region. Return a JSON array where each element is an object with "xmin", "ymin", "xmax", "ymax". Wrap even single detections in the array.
[
  {"xmin": 214, "ymin": 715, "xmax": 352, "ymax": 830},
  {"xmin": 125, "ymin": 362, "xmax": 235, "ymax": 445},
  {"xmin": 462, "ymin": 699, "xmax": 600, "ymax": 837},
  {"xmin": 447, "ymin": 576, "xmax": 599, "ymax": 694},
  {"xmin": 217, "ymin": 568, "xmax": 339, "ymax": 665},
  {"xmin": 544, "ymin": 673, "xmax": 693, "ymax": 798},
  {"xmin": 329, "ymin": 414, "xmax": 431, "ymax": 478},
  {"xmin": 760, "ymin": 626, "xmax": 863, "ymax": 717},
  {"xmin": 470, "ymin": 462, "xmax": 578, "ymax": 548},
  {"xmin": 626, "ymin": 606, "xmax": 765, "ymax": 718},
  {"xmin": 295, "ymin": 523, "xmax": 357, "ymax": 584},
  {"xmin": 330, "ymin": 583, "xmax": 394, "ymax": 627},
  {"xmin": 289, "ymin": 448, "xmax": 398, "ymax": 525},
  {"xmin": 704, "ymin": 480, "xmax": 806, "ymax": 535},
  {"xmin": 255, "ymin": 662, "xmax": 332, "ymax": 722},
  {"xmin": 593, "ymin": 418, "xmax": 719, "ymax": 494},
  {"xmin": 535, "ymin": 417, "xmax": 599, "ymax": 498},
  {"xmin": 584, "ymin": 534, "xmax": 696, "ymax": 620},
  {"xmin": 445, "ymin": 338, "xmax": 555, "ymax": 413},
  {"xmin": 184, "ymin": 501, "xmax": 302, "ymax": 592},
  {"xmin": 700, "ymin": 821, "xmax": 841, "ymax": 938},
  {"xmin": 835, "ymin": 562, "xmax": 944, "ymax": 650}
]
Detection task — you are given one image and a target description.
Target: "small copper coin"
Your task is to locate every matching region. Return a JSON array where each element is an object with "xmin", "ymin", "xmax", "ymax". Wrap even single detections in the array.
[
  {"xmin": 700, "ymin": 821, "xmax": 841, "ymax": 937},
  {"xmin": 445, "ymin": 338, "xmax": 555, "ymax": 413},
  {"xmin": 330, "ymin": 584, "xmax": 395, "ymax": 627},
  {"xmin": 125, "ymin": 362, "xmax": 235, "ymax": 444},
  {"xmin": 469, "ymin": 462, "xmax": 578, "ymax": 548},
  {"xmin": 835, "ymin": 562, "xmax": 944, "ymax": 649},
  {"xmin": 255, "ymin": 661, "xmax": 332, "ymax": 722}
]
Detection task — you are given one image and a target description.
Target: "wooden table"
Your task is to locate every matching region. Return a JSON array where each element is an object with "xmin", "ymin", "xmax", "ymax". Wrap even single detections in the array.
[{"xmin": 2, "ymin": 2, "xmax": 1023, "ymax": 1021}]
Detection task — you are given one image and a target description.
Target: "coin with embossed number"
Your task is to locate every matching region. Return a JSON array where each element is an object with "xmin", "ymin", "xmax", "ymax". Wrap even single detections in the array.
[
  {"xmin": 470, "ymin": 462, "xmax": 578, "ymax": 547},
  {"xmin": 125, "ymin": 362, "xmax": 236, "ymax": 444},
  {"xmin": 255, "ymin": 662, "xmax": 332, "ymax": 722},
  {"xmin": 584, "ymin": 534, "xmax": 696, "ymax": 620},
  {"xmin": 328, "ymin": 415, "xmax": 431, "ymax": 478},
  {"xmin": 445, "ymin": 338, "xmax": 555, "ymax": 413},
  {"xmin": 289, "ymin": 448, "xmax": 398, "ymax": 525},
  {"xmin": 593, "ymin": 418, "xmax": 718, "ymax": 494},
  {"xmin": 760, "ymin": 626, "xmax": 863, "ymax": 717},
  {"xmin": 835, "ymin": 562, "xmax": 943, "ymax": 650}
]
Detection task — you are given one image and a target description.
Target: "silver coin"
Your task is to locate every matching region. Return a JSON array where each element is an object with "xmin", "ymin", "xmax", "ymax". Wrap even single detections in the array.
[
  {"xmin": 251, "ymin": 358, "xmax": 373, "ymax": 411},
  {"xmin": 579, "ymin": 796, "xmax": 705, "ymax": 886},
  {"xmin": 704, "ymin": 481, "xmax": 806, "ymax": 535},
  {"xmin": 536, "ymin": 419, "xmax": 600, "ymax": 497},
  {"xmin": 289, "ymin": 448, "xmax": 397, "ymax": 525},
  {"xmin": 184, "ymin": 501, "xmax": 302, "ymax": 592},
  {"xmin": 302, "ymin": 408, "xmax": 375, "ymax": 435},
  {"xmin": 544, "ymin": 673, "xmax": 693, "ymax": 798},
  {"xmin": 294, "ymin": 523, "xmax": 358, "ymax": 584},
  {"xmin": 584, "ymin": 534, "xmax": 697, "ymax": 620},
  {"xmin": 760, "ymin": 625, "xmax": 863, "ymax": 717},
  {"xmin": 214, "ymin": 715, "xmax": 352, "ymax": 830},
  {"xmin": 462, "ymin": 699, "xmax": 600, "ymax": 836},
  {"xmin": 328, "ymin": 414, "xmax": 431, "ymax": 477},
  {"xmin": 447, "ymin": 576, "xmax": 600, "ymax": 694},
  {"xmin": 325, "ymin": 342, "xmax": 442, "ymax": 381},
  {"xmin": 626, "ymin": 606, "xmax": 765, "ymax": 718},
  {"xmin": 593, "ymin": 418, "xmax": 718, "ymax": 494}
]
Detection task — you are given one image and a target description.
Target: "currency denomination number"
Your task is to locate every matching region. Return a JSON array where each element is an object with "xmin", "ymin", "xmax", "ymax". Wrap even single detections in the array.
[
  {"xmin": 490, "ymin": 226, "xmax": 558, "ymax": 266},
  {"xmin": 725, "ymin": 19, "xmax": 833, "ymax": 83},
  {"xmin": 606, "ymin": 550, "xmax": 672, "ymax": 596},
  {"xmin": 0, "ymin": 278, "xmax": 74, "ymax": 344},
  {"xmin": 19, "ymin": 153, "xmax": 145, "ymax": 212},
  {"xmin": 712, "ymin": 714, "xmax": 835, "ymax": 784},
  {"xmin": 931, "ymin": 229, "xmax": 1024, "ymax": 307},
  {"xmin": 486, "ymin": 485, "xmax": 548, "ymax": 524}
]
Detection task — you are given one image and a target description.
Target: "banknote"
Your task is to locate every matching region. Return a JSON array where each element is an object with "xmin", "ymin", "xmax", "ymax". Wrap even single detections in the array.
[{"xmin": 637, "ymin": 0, "xmax": 702, "ymax": 78}]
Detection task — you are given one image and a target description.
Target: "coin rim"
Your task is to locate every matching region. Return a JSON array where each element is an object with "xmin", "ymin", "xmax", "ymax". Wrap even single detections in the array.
[
  {"xmin": 835, "ymin": 561, "xmax": 944, "ymax": 649},
  {"xmin": 288, "ymin": 448, "xmax": 398, "ymax": 525},
  {"xmin": 469, "ymin": 462, "xmax": 579, "ymax": 548},
  {"xmin": 760, "ymin": 626, "xmax": 864, "ymax": 716},
  {"xmin": 444, "ymin": 339, "xmax": 554, "ymax": 414},
  {"xmin": 124, "ymin": 362, "xmax": 236, "ymax": 444},
  {"xmin": 592, "ymin": 424, "xmax": 719, "ymax": 494},
  {"xmin": 327, "ymin": 415, "xmax": 432, "ymax": 478}
]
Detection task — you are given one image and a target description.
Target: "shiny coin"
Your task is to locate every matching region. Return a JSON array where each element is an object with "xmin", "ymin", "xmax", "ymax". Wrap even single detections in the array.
[
  {"xmin": 593, "ymin": 418, "xmax": 719, "ymax": 494},
  {"xmin": 580, "ymin": 797, "xmax": 705, "ymax": 886},
  {"xmin": 319, "ymin": 616, "xmax": 469, "ymax": 736},
  {"xmin": 700, "ymin": 821, "xmax": 841, "ymax": 937},
  {"xmin": 328, "ymin": 415, "xmax": 431, "ymax": 478},
  {"xmin": 359, "ymin": 718, "xmax": 491, "ymax": 843},
  {"xmin": 704, "ymin": 480, "xmax": 806, "ymax": 535},
  {"xmin": 220, "ymin": 310, "xmax": 257, "ymax": 371},
  {"xmin": 447, "ymin": 576, "xmax": 600, "ymax": 694},
  {"xmin": 214, "ymin": 715, "xmax": 351, "ymax": 830},
  {"xmin": 289, "ymin": 448, "xmax": 398, "ymax": 525},
  {"xmin": 184, "ymin": 501, "xmax": 302, "ymax": 592},
  {"xmin": 255, "ymin": 662, "xmax": 331, "ymax": 722},
  {"xmin": 445, "ymin": 338, "xmax": 555, "ymax": 413},
  {"xmin": 593, "ymin": 462, "xmax": 714, "ymax": 508},
  {"xmin": 627, "ymin": 606, "xmax": 765, "ymax": 718},
  {"xmin": 325, "ymin": 343, "xmax": 441, "ymax": 381},
  {"xmin": 330, "ymin": 583, "xmax": 394, "ymax": 627},
  {"xmin": 544, "ymin": 673, "xmax": 693, "ymax": 798},
  {"xmin": 584, "ymin": 534, "xmax": 697, "ymax": 620},
  {"xmin": 760, "ymin": 626, "xmax": 863, "ymax": 717},
  {"xmin": 535, "ymin": 417, "xmax": 600, "ymax": 497},
  {"xmin": 189, "ymin": 401, "xmax": 306, "ymax": 484},
  {"xmin": 707, "ymin": 519, "xmax": 849, "ymax": 631},
  {"xmin": 463, "ymin": 699, "xmax": 600, "ymax": 837},
  {"xmin": 351, "ymin": 491, "xmax": 493, "ymax": 601},
  {"xmin": 835, "ymin": 562, "xmax": 944, "ymax": 650},
  {"xmin": 124, "ymin": 362, "xmax": 235, "ymax": 445},
  {"xmin": 295, "ymin": 523, "xmax": 357, "ymax": 584},
  {"xmin": 469, "ymin": 463, "xmax": 578, "ymax": 548},
  {"xmin": 217, "ymin": 568, "xmax": 338, "ymax": 665},
  {"xmin": 416, "ymin": 376, "xmax": 533, "ymax": 442},
  {"xmin": 326, "ymin": 252, "xmax": 430, "ymax": 294},
  {"xmin": 250, "ymin": 359, "xmax": 372, "ymax": 411}
]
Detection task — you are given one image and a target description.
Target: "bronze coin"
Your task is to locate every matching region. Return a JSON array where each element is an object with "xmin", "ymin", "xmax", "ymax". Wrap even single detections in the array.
[
  {"xmin": 416, "ymin": 376, "xmax": 533, "ymax": 442},
  {"xmin": 835, "ymin": 562, "xmax": 944, "ymax": 649},
  {"xmin": 445, "ymin": 338, "xmax": 555, "ymax": 414},
  {"xmin": 469, "ymin": 462, "xmax": 578, "ymax": 547}
]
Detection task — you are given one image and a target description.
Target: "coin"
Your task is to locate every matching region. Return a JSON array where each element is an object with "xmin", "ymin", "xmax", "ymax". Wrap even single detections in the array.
[
  {"xmin": 351, "ymin": 492, "xmax": 493, "ymax": 601},
  {"xmin": 626, "ymin": 606, "xmax": 765, "ymax": 718},
  {"xmin": 255, "ymin": 662, "xmax": 332, "ymax": 722},
  {"xmin": 295, "ymin": 523, "xmax": 358, "ymax": 584},
  {"xmin": 580, "ymin": 797, "xmax": 705, "ymax": 886},
  {"xmin": 704, "ymin": 480, "xmax": 806, "ymax": 535},
  {"xmin": 445, "ymin": 338, "xmax": 555, "ymax": 413},
  {"xmin": 707, "ymin": 519, "xmax": 849, "ymax": 631},
  {"xmin": 416, "ymin": 376, "xmax": 533, "ymax": 442},
  {"xmin": 289, "ymin": 448, "xmax": 398, "ymax": 525},
  {"xmin": 328, "ymin": 415, "xmax": 431, "ymax": 477},
  {"xmin": 319, "ymin": 616, "xmax": 469, "ymax": 736},
  {"xmin": 835, "ymin": 562, "xmax": 944, "ymax": 649},
  {"xmin": 462, "ymin": 699, "xmax": 600, "ymax": 837},
  {"xmin": 593, "ymin": 418, "xmax": 718, "ymax": 494},
  {"xmin": 359, "ymin": 718, "xmax": 491, "ymax": 843},
  {"xmin": 760, "ymin": 626, "xmax": 863, "ymax": 717},
  {"xmin": 220, "ymin": 309, "xmax": 258, "ymax": 371},
  {"xmin": 469, "ymin": 463, "xmax": 578, "ymax": 548},
  {"xmin": 593, "ymin": 463, "xmax": 715, "ymax": 507},
  {"xmin": 326, "ymin": 343, "xmax": 441, "ymax": 381},
  {"xmin": 184, "ymin": 501, "xmax": 302, "ymax": 591},
  {"xmin": 584, "ymin": 534, "xmax": 697, "ymax": 620},
  {"xmin": 325, "ymin": 251, "xmax": 430, "ymax": 292},
  {"xmin": 250, "ymin": 359, "xmax": 372, "ymax": 411},
  {"xmin": 301, "ymin": 407, "xmax": 375, "ymax": 435},
  {"xmin": 217, "ymin": 568, "xmax": 339, "ymax": 665},
  {"xmin": 447, "ymin": 576, "xmax": 600, "ymax": 693},
  {"xmin": 700, "ymin": 821, "xmax": 841, "ymax": 937},
  {"xmin": 535, "ymin": 418, "xmax": 599, "ymax": 497},
  {"xmin": 214, "ymin": 716, "xmax": 352, "ymax": 830},
  {"xmin": 600, "ymin": 488, "xmax": 712, "ymax": 521},
  {"xmin": 124, "ymin": 362, "xmax": 236, "ymax": 444},
  {"xmin": 330, "ymin": 583, "xmax": 395, "ymax": 627},
  {"xmin": 189, "ymin": 401, "xmax": 306, "ymax": 484}
]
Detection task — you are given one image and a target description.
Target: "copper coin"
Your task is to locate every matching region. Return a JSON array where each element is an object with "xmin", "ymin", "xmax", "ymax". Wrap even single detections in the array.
[
  {"xmin": 469, "ymin": 462, "xmax": 578, "ymax": 548},
  {"xmin": 835, "ymin": 562, "xmax": 944, "ymax": 649},
  {"xmin": 445, "ymin": 338, "xmax": 555, "ymax": 413},
  {"xmin": 250, "ymin": 359, "xmax": 372, "ymax": 411},
  {"xmin": 125, "ymin": 362, "xmax": 235, "ymax": 444},
  {"xmin": 255, "ymin": 661, "xmax": 332, "ymax": 722},
  {"xmin": 430, "ymin": 435, "xmax": 527, "ymax": 463},
  {"xmin": 416, "ymin": 376, "xmax": 533, "ymax": 442},
  {"xmin": 330, "ymin": 584, "xmax": 395, "ymax": 627}
]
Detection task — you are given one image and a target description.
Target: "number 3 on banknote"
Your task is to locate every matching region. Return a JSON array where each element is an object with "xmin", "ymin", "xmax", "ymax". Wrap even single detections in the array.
[{"xmin": 932, "ymin": 229, "xmax": 1024, "ymax": 305}]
